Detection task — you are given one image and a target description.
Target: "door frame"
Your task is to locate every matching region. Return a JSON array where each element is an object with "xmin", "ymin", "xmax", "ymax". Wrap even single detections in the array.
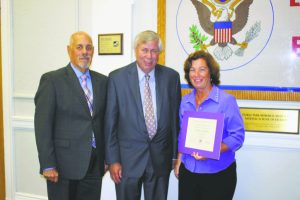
[{"xmin": 0, "ymin": 4, "xmax": 6, "ymax": 199}]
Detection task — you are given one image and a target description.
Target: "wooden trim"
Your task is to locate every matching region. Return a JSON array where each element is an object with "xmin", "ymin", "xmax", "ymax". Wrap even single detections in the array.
[
  {"xmin": 0, "ymin": 7, "xmax": 6, "ymax": 199},
  {"xmin": 157, "ymin": 0, "xmax": 166, "ymax": 65}
]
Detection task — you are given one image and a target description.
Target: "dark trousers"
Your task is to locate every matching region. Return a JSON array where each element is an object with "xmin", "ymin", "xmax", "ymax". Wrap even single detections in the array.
[
  {"xmin": 47, "ymin": 148, "xmax": 102, "ymax": 200},
  {"xmin": 116, "ymin": 158, "xmax": 170, "ymax": 200},
  {"xmin": 179, "ymin": 162, "xmax": 237, "ymax": 200}
]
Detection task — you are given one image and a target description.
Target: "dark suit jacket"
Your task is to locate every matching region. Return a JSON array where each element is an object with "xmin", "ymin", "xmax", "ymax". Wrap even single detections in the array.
[
  {"xmin": 105, "ymin": 62, "xmax": 181, "ymax": 177},
  {"xmin": 34, "ymin": 64, "xmax": 107, "ymax": 179}
]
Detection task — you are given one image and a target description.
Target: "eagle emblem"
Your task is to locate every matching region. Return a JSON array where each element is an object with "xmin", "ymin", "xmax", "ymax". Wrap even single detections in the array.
[{"xmin": 189, "ymin": 0, "xmax": 261, "ymax": 60}]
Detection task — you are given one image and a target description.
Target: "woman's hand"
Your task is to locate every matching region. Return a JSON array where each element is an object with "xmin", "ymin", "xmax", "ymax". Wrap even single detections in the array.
[
  {"xmin": 191, "ymin": 152, "xmax": 207, "ymax": 160},
  {"xmin": 220, "ymin": 142, "xmax": 229, "ymax": 153}
]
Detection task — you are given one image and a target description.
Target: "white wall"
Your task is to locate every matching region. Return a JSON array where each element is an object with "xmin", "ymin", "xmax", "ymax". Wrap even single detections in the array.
[
  {"xmin": 3, "ymin": 0, "xmax": 80, "ymax": 199},
  {"xmin": 2, "ymin": 0, "xmax": 300, "ymax": 200},
  {"xmin": 2, "ymin": 0, "xmax": 158, "ymax": 199}
]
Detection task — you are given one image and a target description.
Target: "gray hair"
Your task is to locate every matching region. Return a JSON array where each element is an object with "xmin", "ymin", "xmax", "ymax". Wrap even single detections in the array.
[{"xmin": 133, "ymin": 30, "xmax": 163, "ymax": 51}]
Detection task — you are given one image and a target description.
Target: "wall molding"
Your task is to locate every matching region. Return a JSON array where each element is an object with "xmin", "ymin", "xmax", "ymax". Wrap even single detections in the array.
[
  {"xmin": 13, "ymin": 93, "xmax": 35, "ymax": 100},
  {"xmin": 15, "ymin": 192, "xmax": 47, "ymax": 200},
  {"xmin": 12, "ymin": 116, "xmax": 34, "ymax": 130}
]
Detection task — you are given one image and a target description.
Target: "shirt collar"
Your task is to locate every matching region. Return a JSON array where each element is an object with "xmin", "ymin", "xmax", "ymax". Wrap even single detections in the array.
[
  {"xmin": 208, "ymin": 85, "xmax": 219, "ymax": 103},
  {"xmin": 136, "ymin": 64, "xmax": 155, "ymax": 82},
  {"xmin": 185, "ymin": 85, "xmax": 220, "ymax": 105},
  {"xmin": 70, "ymin": 63, "xmax": 91, "ymax": 79}
]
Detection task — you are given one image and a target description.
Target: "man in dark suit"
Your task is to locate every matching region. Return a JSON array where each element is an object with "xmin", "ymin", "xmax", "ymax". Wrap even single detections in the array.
[
  {"xmin": 34, "ymin": 31, "xmax": 107, "ymax": 200},
  {"xmin": 105, "ymin": 30, "xmax": 181, "ymax": 200}
]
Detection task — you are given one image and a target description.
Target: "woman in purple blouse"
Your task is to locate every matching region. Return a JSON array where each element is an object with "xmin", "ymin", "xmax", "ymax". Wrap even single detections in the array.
[{"xmin": 174, "ymin": 51, "xmax": 245, "ymax": 200}]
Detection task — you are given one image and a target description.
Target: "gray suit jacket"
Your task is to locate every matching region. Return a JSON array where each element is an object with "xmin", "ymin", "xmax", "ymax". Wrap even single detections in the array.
[
  {"xmin": 34, "ymin": 64, "xmax": 107, "ymax": 179},
  {"xmin": 105, "ymin": 62, "xmax": 181, "ymax": 177}
]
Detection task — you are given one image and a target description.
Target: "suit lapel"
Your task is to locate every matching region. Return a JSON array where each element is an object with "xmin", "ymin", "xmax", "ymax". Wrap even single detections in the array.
[
  {"xmin": 90, "ymin": 71, "xmax": 100, "ymax": 117},
  {"xmin": 65, "ymin": 64, "xmax": 91, "ymax": 117},
  {"xmin": 127, "ymin": 63, "xmax": 145, "ymax": 120},
  {"xmin": 155, "ymin": 65, "xmax": 163, "ymax": 126}
]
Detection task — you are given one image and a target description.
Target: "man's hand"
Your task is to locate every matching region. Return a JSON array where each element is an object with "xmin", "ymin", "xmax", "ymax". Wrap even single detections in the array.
[
  {"xmin": 109, "ymin": 163, "xmax": 122, "ymax": 184},
  {"xmin": 173, "ymin": 159, "xmax": 181, "ymax": 179},
  {"xmin": 104, "ymin": 164, "xmax": 109, "ymax": 173},
  {"xmin": 174, "ymin": 153, "xmax": 182, "ymax": 179},
  {"xmin": 43, "ymin": 169, "xmax": 59, "ymax": 183}
]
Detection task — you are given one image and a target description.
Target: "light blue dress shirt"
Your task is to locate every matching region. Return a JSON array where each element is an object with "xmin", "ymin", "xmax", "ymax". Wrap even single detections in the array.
[{"xmin": 71, "ymin": 64, "xmax": 93, "ymax": 99}]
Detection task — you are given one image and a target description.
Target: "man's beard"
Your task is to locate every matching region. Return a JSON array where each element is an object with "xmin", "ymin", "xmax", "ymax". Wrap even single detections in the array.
[{"xmin": 78, "ymin": 56, "xmax": 91, "ymax": 70}]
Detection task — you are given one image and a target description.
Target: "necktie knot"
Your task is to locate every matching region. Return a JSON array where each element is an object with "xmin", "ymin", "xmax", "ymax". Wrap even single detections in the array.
[
  {"xmin": 145, "ymin": 74, "xmax": 150, "ymax": 82},
  {"xmin": 80, "ymin": 74, "xmax": 93, "ymax": 112},
  {"xmin": 81, "ymin": 74, "xmax": 87, "ymax": 82}
]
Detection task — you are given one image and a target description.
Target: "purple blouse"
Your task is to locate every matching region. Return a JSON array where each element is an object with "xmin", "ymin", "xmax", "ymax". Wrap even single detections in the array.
[{"xmin": 178, "ymin": 85, "xmax": 245, "ymax": 173}]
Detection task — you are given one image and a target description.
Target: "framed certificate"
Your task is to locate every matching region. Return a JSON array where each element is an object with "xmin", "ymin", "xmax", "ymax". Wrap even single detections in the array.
[
  {"xmin": 98, "ymin": 33, "xmax": 123, "ymax": 55},
  {"xmin": 178, "ymin": 111, "xmax": 224, "ymax": 160}
]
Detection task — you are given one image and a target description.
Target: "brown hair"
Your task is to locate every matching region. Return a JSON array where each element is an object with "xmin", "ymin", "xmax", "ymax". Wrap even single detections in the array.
[{"xmin": 184, "ymin": 50, "xmax": 220, "ymax": 87}]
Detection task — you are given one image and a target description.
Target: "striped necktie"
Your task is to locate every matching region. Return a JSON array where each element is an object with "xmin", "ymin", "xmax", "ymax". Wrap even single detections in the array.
[
  {"xmin": 80, "ymin": 74, "xmax": 96, "ymax": 148},
  {"xmin": 81, "ymin": 74, "xmax": 93, "ymax": 115}
]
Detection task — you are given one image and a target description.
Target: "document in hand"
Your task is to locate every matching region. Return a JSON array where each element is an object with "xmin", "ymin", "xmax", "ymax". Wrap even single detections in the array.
[{"xmin": 178, "ymin": 111, "xmax": 224, "ymax": 160}]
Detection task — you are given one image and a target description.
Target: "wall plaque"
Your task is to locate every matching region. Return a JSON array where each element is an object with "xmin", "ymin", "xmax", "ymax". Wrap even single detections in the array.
[{"xmin": 240, "ymin": 108, "xmax": 299, "ymax": 134}]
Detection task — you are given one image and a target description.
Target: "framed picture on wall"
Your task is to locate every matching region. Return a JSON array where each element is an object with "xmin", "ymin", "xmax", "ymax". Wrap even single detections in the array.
[{"xmin": 98, "ymin": 33, "xmax": 123, "ymax": 55}]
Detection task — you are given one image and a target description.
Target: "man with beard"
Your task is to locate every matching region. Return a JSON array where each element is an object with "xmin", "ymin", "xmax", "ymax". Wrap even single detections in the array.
[{"xmin": 34, "ymin": 31, "xmax": 107, "ymax": 200}]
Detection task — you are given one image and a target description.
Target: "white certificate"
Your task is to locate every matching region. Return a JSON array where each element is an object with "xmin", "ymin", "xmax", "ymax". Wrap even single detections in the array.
[
  {"xmin": 178, "ymin": 111, "xmax": 224, "ymax": 160},
  {"xmin": 185, "ymin": 117, "xmax": 217, "ymax": 152}
]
